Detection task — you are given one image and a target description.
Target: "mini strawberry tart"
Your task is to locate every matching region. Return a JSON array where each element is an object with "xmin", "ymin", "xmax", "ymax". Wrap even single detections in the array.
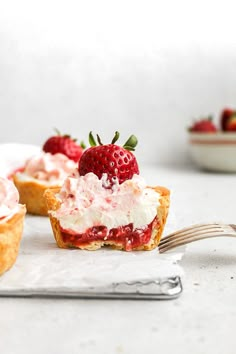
[
  {"xmin": 45, "ymin": 132, "xmax": 170, "ymax": 251},
  {"xmin": 13, "ymin": 131, "xmax": 84, "ymax": 216},
  {"xmin": 0, "ymin": 177, "xmax": 26, "ymax": 275}
]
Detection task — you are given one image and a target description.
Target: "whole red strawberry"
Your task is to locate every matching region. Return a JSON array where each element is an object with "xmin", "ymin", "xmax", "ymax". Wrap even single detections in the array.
[
  {"xmin": 225, "ymin": 114, "xmax": 236, "ymax": 131},
  {"xmin": 189, "ymin": 116, "xmax": 217, "ymax": 133},
  {"xmin": 78, "ymin": 132, "xmax": 139, "ymax": 185},
  {"xmin": 43, "ymin": 130, "xmax": 85, "ymax": 162},
  {"xmin": 220, "ymin": 108, "xmax": 236, "ymax": 131}
]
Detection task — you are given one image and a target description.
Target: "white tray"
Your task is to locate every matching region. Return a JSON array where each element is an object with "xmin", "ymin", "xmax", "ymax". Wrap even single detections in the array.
[{"xmin": 0, "ymin": 215, "xmax": 184, "ymax": 299}]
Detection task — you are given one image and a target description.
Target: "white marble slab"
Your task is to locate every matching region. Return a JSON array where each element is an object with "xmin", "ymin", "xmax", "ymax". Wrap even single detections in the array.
[{"xmin": 0, "ymin": 215, "xmax": 183, "ymax": 297}]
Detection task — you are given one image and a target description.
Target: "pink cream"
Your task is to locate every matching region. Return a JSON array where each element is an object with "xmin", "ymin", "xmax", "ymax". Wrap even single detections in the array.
[
  {"xmin": 0, "ymin": 177, "xmax": 19, "ymax": 219},
  {"xmin": 23, "ymin": 152, "xmax": 77, "ymax": 183}
]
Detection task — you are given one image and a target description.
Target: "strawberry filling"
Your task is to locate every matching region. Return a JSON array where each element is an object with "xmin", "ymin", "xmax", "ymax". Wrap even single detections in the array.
[{"xmin": 60, "ymin": 216, "xmax": 158, "ymax": 251}]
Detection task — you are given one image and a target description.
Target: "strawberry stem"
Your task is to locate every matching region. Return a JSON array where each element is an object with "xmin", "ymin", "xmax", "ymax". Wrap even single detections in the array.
[
  {"xmin": 111, "ymin": 131, "xmax": 120, "ymax": 144},
  {"xmin": 89, "ymin": 132, "xmax": 97, "ymax": 146},
  {"xmin": 54, "ymin": 128, "xmax": 61, "ymax": 136},
  {"xmin": 88, "ymin": 131, "xmax": 138, "ymax": 150},
  {"xmin": 53, "ymin": 128, "xmax": 77, "ymax": 141},
  {"xmin": 97, "ymin": 134, "xmax": 103, "ymax": 145},
  {"xmin": 80, "ymin": 141, "xmax": 86, "ymax": 149},
  {"xmin": 123, "ymin": 135, "xmax": 138, "ymax": 151}
]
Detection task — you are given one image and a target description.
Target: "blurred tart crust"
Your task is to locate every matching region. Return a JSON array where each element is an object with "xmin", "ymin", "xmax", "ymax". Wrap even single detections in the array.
[
  {"xmin": 13, "ymin": 174, "xmax": 60, "ymax": 216},
  {"xmin": 0, "ymin": 204, "xmax": 26, "ymax": 275}
]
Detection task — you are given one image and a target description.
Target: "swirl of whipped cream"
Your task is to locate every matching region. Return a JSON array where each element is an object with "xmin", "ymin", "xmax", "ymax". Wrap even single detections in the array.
[
  {"xmin": 53, "ymin": 173, "xmax": 160, "ymax": 233},
  {"xmin": 0, "ymin": 177, "xmax": 19, "ymax": 219},
  {"xmin": 23, "ymin": 152, "xmax": 77, "ymax": 183}
]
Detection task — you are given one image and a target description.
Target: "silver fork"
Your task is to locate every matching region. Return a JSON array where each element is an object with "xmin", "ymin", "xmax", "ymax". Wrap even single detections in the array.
[{"xmin": 158, "ymin": 223, "xmax": 236, "ymax": 253}]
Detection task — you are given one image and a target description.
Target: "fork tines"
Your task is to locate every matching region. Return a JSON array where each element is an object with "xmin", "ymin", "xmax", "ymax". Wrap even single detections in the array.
[{"xmin": 158, "ymin": 223, "xmax": 235, "ymax": 253}]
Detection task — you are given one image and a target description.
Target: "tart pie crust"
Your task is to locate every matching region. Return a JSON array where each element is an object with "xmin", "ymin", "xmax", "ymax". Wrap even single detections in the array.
[
  {"xmin": 0, "ymin": 205, "xmax": 26, "ymax": 275},
  {"xmin": 44, "ymin": 186, "xmax": 170, "ymax": 251},
  {"xmin": 13, "ymin": 174, "xmax": 60, "ymax": 216}
]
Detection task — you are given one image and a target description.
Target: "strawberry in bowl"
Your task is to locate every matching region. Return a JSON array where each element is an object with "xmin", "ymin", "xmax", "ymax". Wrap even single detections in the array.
[
  {"xmin": 220, "ymin": 108, "xmax": 236, "ymax": 132},
  {"xmin": 188, "ymin": 112, "xmax": 236, "ymax": 172},
  {"xmin": 189, "ymin": 116, "xmax": 218, "ymax": 133},
  {"xmin": 44, "ymin": 132, "xmax": 170, "ymax": 251},
  {"xmin": 13, "ymin": 130, "xmax": 85, "ymax": 216}
]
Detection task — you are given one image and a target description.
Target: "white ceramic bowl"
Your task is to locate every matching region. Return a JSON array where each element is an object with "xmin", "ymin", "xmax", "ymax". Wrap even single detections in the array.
[{"xmin": 188, "ymin": 133, "xmax": 236, "ymax": 172}]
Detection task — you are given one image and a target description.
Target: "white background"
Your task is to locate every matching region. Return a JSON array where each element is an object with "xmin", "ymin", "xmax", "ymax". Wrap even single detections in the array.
[
  {"xmin": 1, "ymin": 4, "xmax": 236, "ymax": 353},
  {"xmin": 1, "ymin": 0, "xmax": 236, "ymax": 165}
]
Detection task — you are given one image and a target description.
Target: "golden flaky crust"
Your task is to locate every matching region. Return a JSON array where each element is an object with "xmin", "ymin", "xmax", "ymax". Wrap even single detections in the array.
[
  {"xmin": 13, "ymin": 174, "xmax": 60, "ymax": 216},
  {"xmin": 139, "ymin": 186, "xmax": 170, "ymax": 251},
  {"xmin": 0, "ymin": 205, "xmax": 26, "ymax": 275},
  {"xmin": 44, "ymin": 186, "xmax": 170, "ymax": 251}
]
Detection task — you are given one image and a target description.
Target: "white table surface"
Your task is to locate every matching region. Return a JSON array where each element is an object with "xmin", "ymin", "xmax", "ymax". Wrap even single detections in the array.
[{"xmin": 1, "ymin": 165, "xmax": 236, "ymax": 354}]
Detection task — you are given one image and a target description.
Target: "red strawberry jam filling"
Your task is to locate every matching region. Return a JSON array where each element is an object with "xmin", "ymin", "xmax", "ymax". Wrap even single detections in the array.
[{"xmin": 60, "ymin": 216, "xmax": 158, "ymax": 251}]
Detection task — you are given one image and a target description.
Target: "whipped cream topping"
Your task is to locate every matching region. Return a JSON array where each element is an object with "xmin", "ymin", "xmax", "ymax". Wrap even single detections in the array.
[
  {"xmin": 0, "ymin": 177, "xmax": 20, "ymax": 219},
  {"xmin": 52, "ymin": 173, "xmax": 160, "ymax": 233},
  {"xmin": 17, "ymin": 152, "xmax": 77, "ymax": 185}
]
